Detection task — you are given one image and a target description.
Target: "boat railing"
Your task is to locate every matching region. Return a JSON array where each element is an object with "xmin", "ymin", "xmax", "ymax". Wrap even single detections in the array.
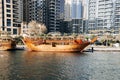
[{"xmin": 24, "ymin": 35, "xmax": 92, "ymax": 45}]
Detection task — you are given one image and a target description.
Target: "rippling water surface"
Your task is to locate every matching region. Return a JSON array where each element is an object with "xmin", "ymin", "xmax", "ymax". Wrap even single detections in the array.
[{"xmin": 0, "ymin": 51, "xmax": 120, "ymax": 80}]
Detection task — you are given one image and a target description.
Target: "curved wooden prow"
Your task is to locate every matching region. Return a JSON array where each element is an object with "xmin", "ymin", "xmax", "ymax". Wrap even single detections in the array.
[{"xmin": 90, "ymin": 37, "xmax": 97, "ymax": 43}]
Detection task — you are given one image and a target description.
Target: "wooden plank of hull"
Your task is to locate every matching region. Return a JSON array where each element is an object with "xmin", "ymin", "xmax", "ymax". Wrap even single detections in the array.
[
  {"xmin": 0, "ymin": 46, "xmax": 13, "ymax": 50},
  {"xmin": 0, "ymin": 42, "xmax": 16, "ymax": 50}
]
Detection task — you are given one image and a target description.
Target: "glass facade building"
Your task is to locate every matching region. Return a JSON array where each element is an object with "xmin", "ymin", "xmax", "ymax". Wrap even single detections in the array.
[
  {"xmin": 71, "ymin": 0, "xmax": 82, "ymax": 19},
  {"xmin": 64, "ymin": 0, "xmax": 71, "ymax": 21},
  {"xmin": 64, "ymin": 0, "xmax": 83, "ymax": 33}
]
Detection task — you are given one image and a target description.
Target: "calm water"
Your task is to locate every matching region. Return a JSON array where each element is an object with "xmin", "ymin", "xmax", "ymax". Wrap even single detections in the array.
[{"xmin": 0, "ymin": 51, "xmax": 120, "ymax": 80}]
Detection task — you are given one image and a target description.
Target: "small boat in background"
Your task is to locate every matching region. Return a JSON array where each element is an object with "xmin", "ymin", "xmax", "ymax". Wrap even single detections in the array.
[
  {"xmin": 0, "ymin": 31, "xmax": 16, "ymax": 50},
  {"xmin": 0, "ymin": 36, "xmax": 16, "ymax": 50}
]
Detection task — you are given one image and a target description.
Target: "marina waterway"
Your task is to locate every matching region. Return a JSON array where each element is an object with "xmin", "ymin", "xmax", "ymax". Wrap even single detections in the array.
[{"xmin": 0, "ymin": 51, "xmax": 120, "ymax": 80}]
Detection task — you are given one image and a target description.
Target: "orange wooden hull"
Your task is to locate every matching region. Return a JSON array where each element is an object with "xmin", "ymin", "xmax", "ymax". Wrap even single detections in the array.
[
  {"xmin": 0, "ymin": 41, "xmax": 16, "ymax": 51},
  {"xmin": 23, "ymin": 38, "xmax": 92, "ymax": 52}
]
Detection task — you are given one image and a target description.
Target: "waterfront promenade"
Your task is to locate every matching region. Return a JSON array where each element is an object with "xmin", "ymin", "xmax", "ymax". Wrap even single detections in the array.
[
  {"xmin": 16, "ymin": 45, "xmax": 26, "ymax": 50},
  {"xmin": 86, "ymin": 45, "xmax": 120, "ymax": 52}
]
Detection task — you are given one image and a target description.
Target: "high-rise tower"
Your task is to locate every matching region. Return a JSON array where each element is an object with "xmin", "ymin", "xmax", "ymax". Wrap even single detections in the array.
[
  {"xmin": 23, "ymin": 0, "xmax": 39, "ymax": 23},
  {"xmin": 47, "ymin": 0, "xmax": 61, "ymax": 32},
  {"xmin": 64, "ymin": 0, "xmax": 83, "ymax": 33},
  {"xmin": 88, "ymin": 0, "xmax": 97, "ymax": 33},
  {"xmin": 97, "ymin": 0, "xmax": 114, "ymax": 31},
  {"xmin": 22, "ymin": 0, "xmax": 61, "ymax": 33},
  {"xmin": 114, "ymin": 0, "xmax": 120, "ymax": 33},
  {"xmin": 0, "ymin": 0, "xmax": 22, "ymax": 35},
  {"xmin": 88, "ymin": 0, "xmax": 119, "ymax": 34},
  {"xmin": 64, "ymin": 0, "xmax": 72, "ymax": 21}
]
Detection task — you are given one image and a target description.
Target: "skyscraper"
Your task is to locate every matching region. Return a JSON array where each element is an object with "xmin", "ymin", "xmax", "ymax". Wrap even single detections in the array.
[
  {"xmin": 71, "ymin": 0, "xmax": 83, "ymax": 33},
  {"xmin": 97, "ymin": 0, "xmax": 114, "ymax": 31},
  {"xmin": 88, "ymin": 0, "xmax": 97, "ymax": 32},
  {"xmin": 64, "ymin": 0, "xmax": 83, "ymax": 33},
  {"xmin": 114, "ymin": 0, "xmax": 120, "ymax": 33},
  {"xmin": 71, "ymin": 0, "xmax": 82, "ymax": 19},
  {"xmin": 22, "ymin": 0, "xmax": 61, "ymax": 33},
  {"xmin": 81, "ymin": 0, "xmax": 89, "ymax": 33},
  {"xmin": 0, "ymin": 0, "xmax": 22, "ymax": 35},
  {"xmin": 38, "ymin": 0, "xmax": 61, "ymax": 32},
  {"xmin": 64, "ymin": 0, "xmax": 71, "ymax": 21},
  {"xmin": 23, "ymin": 0, "xmax": 29, "ymax": 23},
  {"xmin": 23, "ymin": 0, "xmax": 39, "ymax": 23},
  {"xmin": 81, "ymin": 0, "xmax": 88, "ymax": 19},
  {"xmin": 47, "ymin": 0, "xmax": 61, "ymax": 32},
  {"xmin": 88, "ymin": 0, "xmax": 120, "ymax": 34}
]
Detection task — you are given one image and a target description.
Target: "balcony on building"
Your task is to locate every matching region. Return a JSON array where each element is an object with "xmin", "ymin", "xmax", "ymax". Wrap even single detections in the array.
[
  {"xmin": 13, "ymin": 1, "xmax": 18, "ymax": 5},
  {"xmin": 105, "ymin": 1, "xmax": 112, "ymax": 4},
  {"xmin": 13, "ymin": 14, "xmax": 18, "ymax": 19},
  {"xmin": 50, "ymin": 2, "xmax": 55, "ymax": 5},
  {"xmin": 13, "ymin": 5, "xmax": 18, "ymax": 10},
  {"xmin": 115, "ymin": 12, "xmax": 120, "ymax": 15}
]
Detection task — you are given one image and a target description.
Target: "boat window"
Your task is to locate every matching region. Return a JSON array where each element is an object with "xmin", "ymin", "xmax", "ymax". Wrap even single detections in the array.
[{"xmin": 52, "ymin": 42, "xmax": 56, "ymax": 47}]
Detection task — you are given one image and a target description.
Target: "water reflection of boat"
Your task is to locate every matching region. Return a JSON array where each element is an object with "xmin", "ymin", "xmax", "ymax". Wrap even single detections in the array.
[{"xmin": 22, "ymin": 36, "xmax": 97, "ymax": 52}]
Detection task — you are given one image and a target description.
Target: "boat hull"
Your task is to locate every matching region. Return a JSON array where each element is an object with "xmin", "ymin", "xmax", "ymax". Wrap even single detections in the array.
[
  {"xmin": 23, "ymin": 39, "xmax": 90, "ymax": 52},
  {"xmin": 0, "ymin": 42, "xmax": 16, "ymax": 51},
  {"xmin": 22, "ymin": 36, "xmax": 97, "ymax": 52}
]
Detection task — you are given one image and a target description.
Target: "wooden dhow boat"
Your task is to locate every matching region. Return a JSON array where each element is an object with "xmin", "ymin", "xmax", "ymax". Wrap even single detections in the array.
[
  {"xmin": 0, "ymin": 31, "xmax": 16, "ymax": 50},
  {"xmin": 22, "ymin": 36, "xmax": 97, "ymax": 52},
  {"xmin": 0, "ymin": 36, "xmax": 16, "ymax": 50}
]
